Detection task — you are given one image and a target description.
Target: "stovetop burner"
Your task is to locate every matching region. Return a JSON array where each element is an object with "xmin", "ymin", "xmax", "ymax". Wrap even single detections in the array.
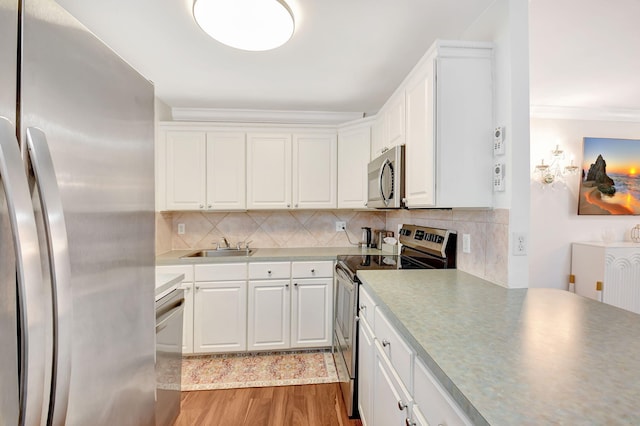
[{"xmin": 336, "ymin": 224, "xmax": 457, "ymax": 281}]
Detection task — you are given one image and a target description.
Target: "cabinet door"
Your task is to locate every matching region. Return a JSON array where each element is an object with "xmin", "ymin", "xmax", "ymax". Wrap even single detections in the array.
[
  {"xmin": 247, "ymin": 280, "xmax": 291, "ymax": 350},
  {"xmin": 292, "ymin": 133, "xmax": 337, "ymax": 209},
  {"xmin": 370, "ymin": 117, "xmax": 386, "ymax": 160},
  {"xmin": 385, "ymin": 92, "xmax": 405, "ymax": 148},
  {"xmin": 571, "ymin": 244, "xmax": 605, "ymax": 301},
  {"xmin": 246, "ymin": 133, "xmax": 292, "ymax": 209},
  {"xmin": 358, "ymin": 318, "xmax": 375, "ymax": 426},
  {"xmin": 337, "ymin": 125, "xmax": 371, "ymax": 209},
  {"xmin": 181, "ymin": 283, "xmax": 194, "ymax": 354},
  {"xmin": 194, "ymin": 281, "xmax": 247, "ymax": 353},
  {"xmin": 414, "ymin": 356, "xmax": 471, "ymax": 426},
  {"xmin": 206, "ymin": 132, "xmax": 246, "ymax": 210},
  {"xmin": 291, "ymin": 278, "xmax": 332, "ymax": 348},
  {"xmin": 373, "ymin": 340, "xmax": 412, "ymax": 426},
  {"xmin": 405, "ymin": 56, "xmax": 436, "ymax": 208},
  {"xmin": 165, "ymin": 131, "xmax": 206, "ymax": 210}
]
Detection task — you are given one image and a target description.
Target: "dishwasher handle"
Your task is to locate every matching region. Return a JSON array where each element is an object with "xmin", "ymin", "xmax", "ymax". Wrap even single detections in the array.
[{"xmin": 155, "ymin": 298, "xmax": 185, "ymax": 332}]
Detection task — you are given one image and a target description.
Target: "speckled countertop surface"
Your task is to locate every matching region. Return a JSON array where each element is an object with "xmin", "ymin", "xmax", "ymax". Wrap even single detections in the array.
[
  {"xmin": 357, "ymin": 269, "xmax": 640, "ymax": 426},
  {"xmin": 156, "ymin": 247, "xmax": 381, "ymax": 265}
]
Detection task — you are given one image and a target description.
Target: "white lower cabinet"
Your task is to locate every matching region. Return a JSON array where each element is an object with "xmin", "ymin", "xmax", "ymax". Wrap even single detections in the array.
[
  {"xmin": 247, "ymin": 279, "xmax": 291, "ymax": 351},
  {"xmin": 373, "ymin": 339, "xmax": 413, "ymax": 426},
  {"xmin": 358, "ymin": 316, "xmax": 375, "ymax": 426},
  {"xmin": 413, "ymin": 357, "xmax": 472, "ymax": 426},
  {"xmin": 359, "ymin": 286, "xmax": 471, "ymax": 426},
  {"xmin": 291, "ymin": 260, "xmax": 333, "ymax": 348},
  {"xmin": 194, "ymin": 263, "xmax": 248, "ymax": 353}
]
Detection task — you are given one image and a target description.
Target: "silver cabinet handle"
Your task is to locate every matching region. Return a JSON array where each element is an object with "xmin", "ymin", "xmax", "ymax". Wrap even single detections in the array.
[
  {"xmin": 26, "ymin": 127, "xmax": 74, "ymax": 426},
  {"xmin": 397, "ymin": 399, "xmax": 408, "ymax": 411},
  {"xmin": 405, "ymin": 418, "xmax": 416, "ymax": 426},
  {"xmin": 199, "ymin": 204, "xmax": 204, "ymax": 208},
  {"xmin": 382, "ymin": 339, "xmax": 390, "ymax": 347},
  {"xmin": 207, "ymin": 204, "xmax": 212, "ymax": 208},
  {"xmin": 0, "ymin": 119, "xmax": 47, "ymax": 426}
]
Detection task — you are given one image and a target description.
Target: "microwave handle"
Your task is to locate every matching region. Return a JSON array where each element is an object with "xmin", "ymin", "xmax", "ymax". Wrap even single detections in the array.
[{"xmin": 379, "ymin": 159, "xmax": 392, "ymax": 207}]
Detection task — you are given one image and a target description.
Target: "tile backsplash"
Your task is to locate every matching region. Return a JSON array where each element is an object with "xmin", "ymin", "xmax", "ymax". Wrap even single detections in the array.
[{"xmin": 156, "ymin": 208, "xmax": 509, "ymax": 286}]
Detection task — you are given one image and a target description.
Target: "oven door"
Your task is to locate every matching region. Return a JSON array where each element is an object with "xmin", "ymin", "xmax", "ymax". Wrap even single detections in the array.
[{"xmin": 333, "ymin": 262, "xmax": 358, "ymax": 416}]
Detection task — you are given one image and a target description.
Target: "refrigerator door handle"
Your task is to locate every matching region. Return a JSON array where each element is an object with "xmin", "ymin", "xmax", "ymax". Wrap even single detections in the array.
[
  {"xmin": 26, "ymin": 127, "xmax": 73, "ymax": 426},
  {"xmin": 0, "ymin": 118, "xmax": 47, "ymax": 426}
]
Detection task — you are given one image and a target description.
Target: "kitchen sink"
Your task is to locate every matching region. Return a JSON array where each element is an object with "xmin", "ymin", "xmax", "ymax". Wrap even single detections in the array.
[{"xmin": 181, "ymin": 249, "xmax": 255, "ymax": 258}]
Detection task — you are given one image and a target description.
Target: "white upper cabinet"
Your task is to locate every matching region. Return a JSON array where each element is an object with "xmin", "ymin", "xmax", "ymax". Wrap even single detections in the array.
[
  {"xmin": 206, "ymin": 132, "xmax": 246, "ymax": 210},
  {"xmin": 338, "ymin": 120, "xmax": 372, "ymax": 209},
  {"xmin": 293, "ymin": 133, "xmax": 337, "ymax": 209},
  {"xmin": 246, "ymin": 132, "xmax": 293, "ymax": 209},
  {"xmin": 163, "ymin": 129, "xmax": 246, "ymax": 211},
  {"xmin": 247, "ymin": 130, "xmax": 337, "ymax": 210},
  {"xmin": 370, "ymin": 91, "xmax": 405, "ymax": 160},
  {"xmin": 165, "ymin": 131, "xmax": 207, "ymax": 210},
  {"xmin": 404, "ymin": 41, "xmax": 494, "ymax": 208}
]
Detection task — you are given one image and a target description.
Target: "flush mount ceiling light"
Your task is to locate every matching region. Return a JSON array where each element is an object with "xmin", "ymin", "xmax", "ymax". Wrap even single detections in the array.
[{"xmin": 193, "ymin": 0, "xmax": 295, "ymax": 52}]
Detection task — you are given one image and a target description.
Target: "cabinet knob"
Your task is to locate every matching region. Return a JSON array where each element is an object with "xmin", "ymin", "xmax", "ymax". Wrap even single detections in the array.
[
  {"xmin": 207, "ymin": 204, "xmax": 212, "ymax": 208},
  {"xmin": 195, "ymin": 286, "xmax": 200, "ymax": 290},
  {"xmin": 287, "ymin": 204, "xmax": 291, "ymax": 208},
  {"xmin": 364, "ymin": 202, "xmax": 367, "ymax": 207},
  {"xmin": 397, "ymin": 399, "xmax": 407, "ymax": 411},
  {"xmin": 405, "ymin": 419, "xmax": 416, "ymax": 426},
  {"xmin": 267, "ymin": 270, "xmax": 272, "ymax": 275},
  {"xmin": 285, "ymin": 283, "xmax": 289, "ymax": 288},
  {"xmin": 294, "ymin": 282, "xmax": 298, "ymax": 287},
  {"xmin": 199, "ymin": 204, "xmax": 204, "ymax": 209},
  {"xmin": 295, "ymin": 203, "xmax": 298, "ymax": 208},
  {"xmin": 382, "ymin": 339, "xmax": 390, "ymax": 347},
  {"xmin": 359, "ymin": 304, "xmax": 366, "ymax": 312},
  {"xmin": 311, "ymin": 268, "xmax": 315, "ymax": 273}
]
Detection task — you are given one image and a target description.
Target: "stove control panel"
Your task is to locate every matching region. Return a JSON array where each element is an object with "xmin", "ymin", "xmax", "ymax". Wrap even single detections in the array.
[{"xmin": 399, "ymin": 225, "xmax": 455, "ymax": 258}]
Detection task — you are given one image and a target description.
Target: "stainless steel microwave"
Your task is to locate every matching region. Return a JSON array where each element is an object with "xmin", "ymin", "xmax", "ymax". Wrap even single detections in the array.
[{"xmin": 367, "ymin": 145, "xmax": 405, "ymax": 208}]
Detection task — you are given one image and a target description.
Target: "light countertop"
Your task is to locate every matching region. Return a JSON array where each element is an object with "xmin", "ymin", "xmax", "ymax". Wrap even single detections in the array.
[
  {"xmin": 155, "ymin": 272, "xmax": 184, "ymax": 301},
  {"xmin": 156, "ymin": 246, "xmax": 382, "ymax": 265},
  {"xmin": 357, "ymin": 269, "xmax": 640, "ymax": 425}
]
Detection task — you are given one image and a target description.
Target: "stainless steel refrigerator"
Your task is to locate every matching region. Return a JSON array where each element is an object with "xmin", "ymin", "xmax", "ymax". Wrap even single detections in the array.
[{"xmin": 0, "ymin": 0, "xmax": 156, "ymax": 424}]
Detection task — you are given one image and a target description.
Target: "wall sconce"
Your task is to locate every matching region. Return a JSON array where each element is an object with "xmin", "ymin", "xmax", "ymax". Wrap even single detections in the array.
[{"xmin": 533, "ymin": 145, "xmax": 580, "ymax": 187}]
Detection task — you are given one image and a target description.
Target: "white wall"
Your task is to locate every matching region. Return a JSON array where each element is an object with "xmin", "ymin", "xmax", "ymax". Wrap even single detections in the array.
[
  {"xmin": 530, "ymin": 117, "xmax": 640, "ymax": 288},
  {"xmin": 462, "ymin": 0, "xmax": 530, "ymax": 288}
]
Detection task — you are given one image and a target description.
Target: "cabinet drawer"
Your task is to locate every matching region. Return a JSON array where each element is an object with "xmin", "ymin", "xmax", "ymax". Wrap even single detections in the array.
[
  {"xmin": 358, "ymin": 286, "xmax": 377, "ymax": 326},
  {"xmin": 195, "ymin": 263, "xmax": 247, "ymax": 281},
  {"xmin": 156, "ymin": 265, "xmax": 194, "ymax": 282},
  {"xmin": 249, "ymin": 261, "xmax": 291, "ymax": 280},
  {"xmin": 291, "ymin": 261, "xmax": 333, "ymax": 278},
  {"xmin": 374, "ymin": 307, "xmax": 414, "ymax": 391},
  {"xmin": 414, "ymin": 356, "xmax": 471, "ymax": 426}
]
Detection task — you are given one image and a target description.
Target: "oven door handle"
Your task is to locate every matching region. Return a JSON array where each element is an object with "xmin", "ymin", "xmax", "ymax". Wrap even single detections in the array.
[{"xmin": 335, "ymin": 263, "xmax": 354, "ymax": 286}]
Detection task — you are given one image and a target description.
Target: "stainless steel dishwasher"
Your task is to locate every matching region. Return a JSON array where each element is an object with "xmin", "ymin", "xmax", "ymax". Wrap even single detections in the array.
[{"xmin": 155, "ymin": 288, "xmax": 185, "ymax": 426}]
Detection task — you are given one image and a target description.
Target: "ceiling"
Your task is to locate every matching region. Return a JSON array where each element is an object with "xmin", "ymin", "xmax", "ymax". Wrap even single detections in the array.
[
  {"xmin": 54, "ymin": 0, "xmax": 640, "ymax": 117},
  {"xmin": 54, "ymin": 0, "xmax": 496, "ymax": 115},
  {"xmin": 529, "ymin": 0, "xmax": 640, "ymax": 112}
]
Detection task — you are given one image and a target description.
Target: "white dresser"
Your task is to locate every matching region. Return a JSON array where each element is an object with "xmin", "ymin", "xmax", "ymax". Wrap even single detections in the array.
[{"xmin": 571, "ymin": 242, "xmax": 640, "ymax": 314}]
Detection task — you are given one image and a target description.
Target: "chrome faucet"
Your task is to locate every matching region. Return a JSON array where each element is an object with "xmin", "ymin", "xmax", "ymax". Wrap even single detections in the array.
[
  {"xmin": 236, "ymin": 240, "xmax": 253, "ymax": 251},
  {"xmin": 218, "ymin": 237, "xmax": 230, "ymax": 250}
]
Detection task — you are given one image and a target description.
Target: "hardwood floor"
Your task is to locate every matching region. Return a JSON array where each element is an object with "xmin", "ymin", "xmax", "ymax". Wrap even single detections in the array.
[{"xmin": 173, "ymin": 383, "xmax": 362, "ymax": 426}]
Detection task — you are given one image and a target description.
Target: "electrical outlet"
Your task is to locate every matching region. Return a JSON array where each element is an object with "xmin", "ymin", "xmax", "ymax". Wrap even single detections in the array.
[
  {"xmin": 462, "ymin": 234, "xmax": 471, "ymax": 253},
  {"xmin": 513, "ymin": 232, "xmax": 527, "ymax": 256},
  {"xmin": 493, "ymin": 163, "xmax": 505, "ymax": 192},
  {"xmin": 493, "ymin": 126, "xmax": 505, "ymax": 155},
  {"xmin": 177, "ymin": 223, "xmax": 185, "ymax": 235},
  {"xmin": 335, "ymin": 221, "xmax": 346, "ymax": 232}
]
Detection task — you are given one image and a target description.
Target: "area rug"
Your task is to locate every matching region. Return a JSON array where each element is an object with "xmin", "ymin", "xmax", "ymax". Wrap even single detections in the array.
[{"xmin": 181, "ymin": 350, "xmax": 338, "ymax": 391}]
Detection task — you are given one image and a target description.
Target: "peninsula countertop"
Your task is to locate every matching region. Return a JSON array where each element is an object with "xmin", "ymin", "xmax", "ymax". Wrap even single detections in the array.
[
  {"xmin": 156, "ymin": 246, "xmax": 382, "ymax": 265},
  {"xmin": 357, "ymin": 269, "xmax": 640, "ymax": 425}
]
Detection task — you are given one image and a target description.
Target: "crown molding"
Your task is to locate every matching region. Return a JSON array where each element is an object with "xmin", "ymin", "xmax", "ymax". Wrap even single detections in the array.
[
  {"xmin": 530, "ymin": 105, "xmax": 640, "ymax": 122},
  {"xmin": 171, "ymin": 108, "xmax": 364, "ymax": 125}
]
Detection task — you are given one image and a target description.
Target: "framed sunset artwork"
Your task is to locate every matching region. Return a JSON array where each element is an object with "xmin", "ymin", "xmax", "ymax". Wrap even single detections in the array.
[{"xmin": 578, "ymin": 137, "xmax": 640, "ymax": 215}]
